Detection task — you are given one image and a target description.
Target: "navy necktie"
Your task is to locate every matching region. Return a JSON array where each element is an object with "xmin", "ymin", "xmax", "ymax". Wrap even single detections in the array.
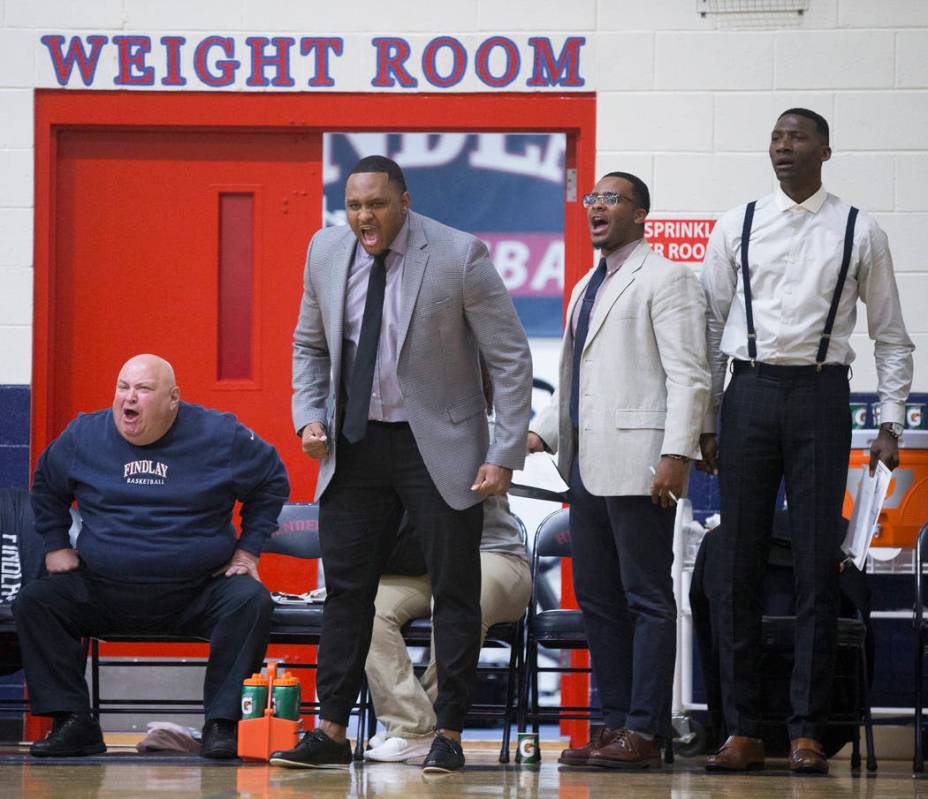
[
  {"xmin": 342, "ymin": 250, "xmax": 389, "ymax": 443},
  {"xmin": 570, "ymin": 257, "xmax": 608, "ymax": 427}
]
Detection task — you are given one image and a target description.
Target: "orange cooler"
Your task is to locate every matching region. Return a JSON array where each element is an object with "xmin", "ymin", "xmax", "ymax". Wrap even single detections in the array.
[{"xmin": 843, "ymin": 429, "xmax": 928, "ymax": 548}]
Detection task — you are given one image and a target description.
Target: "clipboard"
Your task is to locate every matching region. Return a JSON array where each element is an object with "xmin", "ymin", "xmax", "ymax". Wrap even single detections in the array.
[{"xmin": 842, "ymin": 461, "xmax": 893, "ymax": 572}]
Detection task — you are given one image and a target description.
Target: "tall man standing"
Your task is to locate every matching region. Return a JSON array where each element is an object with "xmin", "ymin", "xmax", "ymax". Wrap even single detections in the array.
[
  {"xmin": 275, "ymin": 156, "xmax": 532, "ymax": 772},
  {"xmin": 700, "ymin": 109, "xmax": 914, "ymax": 774},
  {"xmin": 529, "ymin": 172, "xmax": 709, "ymax": 768}
]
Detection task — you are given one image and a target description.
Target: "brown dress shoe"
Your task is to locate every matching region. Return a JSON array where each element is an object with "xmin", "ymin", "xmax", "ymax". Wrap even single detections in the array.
[
  {"xmin": 558, "ymin": 727, "xmax": 620, "ymax": 766},
  {"xmin": 789, "ymin": 738, "xmax": 828, "ymax": 775},
  {"xmin": 705, "ymin": 735, "xmax": 765, "ymax": 771},
  {"xmin": 588, "ymin": 730, "xmax": 661, "ymax": 769}
]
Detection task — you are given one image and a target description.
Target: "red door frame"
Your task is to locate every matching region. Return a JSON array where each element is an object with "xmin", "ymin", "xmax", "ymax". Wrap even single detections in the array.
[{"xmin": 33, "ymin": 89, "xmax": 596, "ymax": 744}]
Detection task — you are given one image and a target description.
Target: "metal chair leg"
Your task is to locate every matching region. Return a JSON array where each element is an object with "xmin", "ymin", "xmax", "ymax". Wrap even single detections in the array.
[
  {"xmin": 859, "ymin": 647, "xmax": 877, "ymax": 772},
  {"xmin": 498, "ymin": 631, "xmax": 520, "ymax": 763},
  {"xmin": 89, "ymin": 639, "xmax": 101, "ymax": 723},
  {"xmin": 353, "ymin": 682, "xmax": 369, "ymax": 761}
]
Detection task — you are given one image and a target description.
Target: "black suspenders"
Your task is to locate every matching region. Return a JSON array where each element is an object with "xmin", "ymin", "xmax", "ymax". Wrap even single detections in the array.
[{"xmin": 739, "ymin": 200, "xmax": 859, "ymax": 370}]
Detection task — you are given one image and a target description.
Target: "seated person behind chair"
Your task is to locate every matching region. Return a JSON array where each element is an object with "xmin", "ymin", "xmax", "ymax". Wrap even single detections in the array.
[
  {"xmin": 363, "ymin": 491, "xmax": 531, "ymax": 763},
  {"xmin": 13, "ymin": 354, "xmax": 290, "ymax": 759}
]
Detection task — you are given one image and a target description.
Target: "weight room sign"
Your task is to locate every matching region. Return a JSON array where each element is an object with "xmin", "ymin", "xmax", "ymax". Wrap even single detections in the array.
[{"xmin": 37, "ymin": 34, "xmax": 588, "ymax": 92}]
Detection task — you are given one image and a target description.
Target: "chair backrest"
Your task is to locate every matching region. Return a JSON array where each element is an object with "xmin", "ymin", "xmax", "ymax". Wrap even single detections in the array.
[
  {"xmin": 533, "ymin": 507, "xmax": 570, "ymax": 558},
  {"xmin": 261, "ymin": 502, "xmax": 321, "ymax": 560}
]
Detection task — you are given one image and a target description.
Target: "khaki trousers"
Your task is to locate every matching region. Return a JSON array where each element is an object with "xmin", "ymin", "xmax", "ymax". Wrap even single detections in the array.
[{"xmin": 364, "ymin": 551, "xmax": 531, "ymax": 738}]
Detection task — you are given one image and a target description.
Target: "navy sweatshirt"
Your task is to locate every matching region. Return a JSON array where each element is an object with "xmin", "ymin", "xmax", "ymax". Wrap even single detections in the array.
[{"xmin": 31, "ymin": 402, "xmax": 290, "ymax": 583}]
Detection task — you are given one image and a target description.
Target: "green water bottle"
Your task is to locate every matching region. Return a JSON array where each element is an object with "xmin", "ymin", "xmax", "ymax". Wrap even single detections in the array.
[
  {"xmin": 272, "ymin": 672, "xmax": 301, "ymax": 721},
  {"xmin": 241, "ymin": 673, "xmax": 268, "ymax": 720}
]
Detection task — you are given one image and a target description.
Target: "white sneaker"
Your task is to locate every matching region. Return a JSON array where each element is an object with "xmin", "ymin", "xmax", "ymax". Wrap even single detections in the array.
[
  {"xmin": 367, "ymin": 733, "xmax": 386, "ymax": 751},
  {"xmin": 363, "ymin": 735, "xmax": 434, "ymax": 763}
]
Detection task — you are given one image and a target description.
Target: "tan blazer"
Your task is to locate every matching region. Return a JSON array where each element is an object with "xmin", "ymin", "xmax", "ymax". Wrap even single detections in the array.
[{"xmin": 530, "ymin": 239, "xmax": 710, "ymax": 497}]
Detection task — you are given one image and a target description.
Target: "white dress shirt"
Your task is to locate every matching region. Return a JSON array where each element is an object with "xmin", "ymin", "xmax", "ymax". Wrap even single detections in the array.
[{"xmin": 701, "ymin": 185, "xmax": 914, "ymax": 432}]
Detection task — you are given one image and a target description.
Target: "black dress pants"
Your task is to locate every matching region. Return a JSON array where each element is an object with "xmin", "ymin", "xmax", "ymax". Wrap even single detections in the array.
[
  {"xmin": 717, "ymin": 362, "xmax": 850, "ymax": 740},
  {"xmin": 12, "ymin": 567, "xmax": 273, "ymax": 721},
  {"xmin": 316, "ymin": 423, "xmax": 483, "ymax": 731},
  {"xmin": 568, "ymin": 459, "xmax": 677, "ymax": 737}
]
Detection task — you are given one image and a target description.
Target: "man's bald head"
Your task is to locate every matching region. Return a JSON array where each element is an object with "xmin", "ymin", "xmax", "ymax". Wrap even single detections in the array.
[{"xmin": 112, "ymin": 354, "xmax": 181, "ymax": 445}]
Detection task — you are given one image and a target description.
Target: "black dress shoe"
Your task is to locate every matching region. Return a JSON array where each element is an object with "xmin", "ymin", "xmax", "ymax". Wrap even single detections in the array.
[
  {"xmin": 30, "ymin": 713, "xmax": 106, "ymax": 758},
  {"xmin": 422, "ymin": 734, "xmax": 465, "ymax": 773},
  {"xmin": 269, "ymin": 729, "xmax": 352, "ymax": 769},
  {"xmin": 200, "ymin": 719, "xmax": 238, "ymax": 759}
]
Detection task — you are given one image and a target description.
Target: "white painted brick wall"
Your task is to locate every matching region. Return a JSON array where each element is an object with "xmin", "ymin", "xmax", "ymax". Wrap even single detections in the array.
[
  {"xmin": 838, "ymin": 0, "xmax": 928, "ymax": 28},
  {"xmin": 597, "ymin": 1, "xmax": 714, "ymax": 32},
  {"xmin": 594, "ymin": 33, "xmax": 653, "ymax": 91},
  {"xmin": 836, "ymin": 92, "xmax": 928, "ymax": 150},
  {"xmin": 125, "ymin": 0, "xmax": 245, "ymax": 31},
  {"xmin": 872, "ymin": 213, "xmax": 928, "ymax": 274},
  {"xmin": 0, "ymin": 268, "xmax": 32, "ymax": 326},
  {"xmin": 0, "ymin": 208, "xmax": 32, "ymax": 268},
  {"xmin": 774, "ymin": 32, "xmax": 894, "ymax": 91},
  {"xmin": 1, "ymin": 0, "xmax": 927, "ymax": 390},
  {"xmin": 714, "ymin": 92, "xmax": 834, "ymax": 152},
  {"xmin": 0, "ymin": 89, "xmax": 33, "ymax": 148},
  {"xmin": 0, "ymin": 149, "xmax": 32, "ymax": 207},
  {"xmin": 0, "ymin": 30, "xmax": 35, "ymax": 88},
  {"xmin": 597, "ymin": 92, "xmax": 714, "ymax": 151},
  {"xmin": 827, "ymin": 153, "xmax": 894, "ymax": 213},
  {"xmin": 654, "ymin": 153, "xmax": 772, "ymax": 212},
  {"xmin": 896, "ymin": 155, "xmax": 928, "ymax": 211},
  {"xmin": 478, "ymin": 0, "xmax": 595, "ymax": 31},
  {"xmin": 594, "ymin": 153, "xmax": 654, "ymax": 193},
  {"xmin": 4, "ymin": 0, "xmax": 125, "ymax": 29},
  {"xmin": 897, "ymin": 31, "xmax": 928, "ymax": 89},
  {"xmin": 655, "ymin": 33, "xmax": 774, "ymax": 91},
  {"xmin": 242, "ymin": 0, "xmax": 479, "ymax": 34},
  {"xmin": 0, "ymin": 325, "xmax": 30, "ymax": 384}
]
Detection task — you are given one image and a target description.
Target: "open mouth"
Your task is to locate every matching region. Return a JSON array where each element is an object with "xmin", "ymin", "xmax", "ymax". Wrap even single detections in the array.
[
  {"xmin": 360, "ymin": 226, "xmax": 380, "ymax": 249},
  {"xmin": 123, "ymin": 408, "xmax": 139, "ymax": 421},
  {"xmin": 589, "ymin": 215, "xmax": 608, "ymax": 236}
]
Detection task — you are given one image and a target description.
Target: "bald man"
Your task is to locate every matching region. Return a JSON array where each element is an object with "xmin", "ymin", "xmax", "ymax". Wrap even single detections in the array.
[{"xmin": 13, "ymin": 355, "xmax": 290, "ymax": 759}]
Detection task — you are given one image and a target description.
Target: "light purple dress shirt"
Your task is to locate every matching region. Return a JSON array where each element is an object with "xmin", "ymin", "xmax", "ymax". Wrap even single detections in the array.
[
  {"xmin": 571, "ymin": 237, "xmax": 643, "ymax": 335},
  {"xmin": 342, "ymin": 217, "xmax": 410, "ymax": 422}
]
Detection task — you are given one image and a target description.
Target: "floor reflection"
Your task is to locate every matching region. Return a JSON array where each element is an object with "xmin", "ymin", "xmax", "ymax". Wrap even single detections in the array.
[{"xmin": 0, "ymin": 756, "xmax": 922, "ymax": 799}]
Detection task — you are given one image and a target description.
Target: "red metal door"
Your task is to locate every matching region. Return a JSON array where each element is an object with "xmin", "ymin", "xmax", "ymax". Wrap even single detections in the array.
[{"xmin": 52, "ymin": 128, "xmax": 320, "ymax": 583}]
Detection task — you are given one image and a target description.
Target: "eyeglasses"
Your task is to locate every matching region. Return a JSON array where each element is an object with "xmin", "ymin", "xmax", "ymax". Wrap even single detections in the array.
[{"xmin": 582, "ymin": 192, "xmax": 623, "ymax": 208}]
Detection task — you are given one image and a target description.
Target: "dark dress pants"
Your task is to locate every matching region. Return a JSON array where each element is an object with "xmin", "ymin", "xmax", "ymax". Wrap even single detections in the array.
[
  {"xmin": 316, "ymin": 422, "xmax": 483, "ymax": 731},
  {"xmin": 716, "ymin": 363, "xmax": 850, "ymax": 740},
  {"xmin": 12, "ymin": 567, "xmax": 273, "ymax": 721},
  {"xmin": 568, "ymin": 458, "xmax": 677, "ymax": 737}
]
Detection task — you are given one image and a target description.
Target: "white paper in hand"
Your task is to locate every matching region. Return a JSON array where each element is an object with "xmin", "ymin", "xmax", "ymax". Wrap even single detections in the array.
[
  {"xmin": 842, "ymin": 461, "xmax": 893, "ymax": 572},
  {"xmin": 511, "ymin": 451, "xmax": 568, "ymax": 501}
]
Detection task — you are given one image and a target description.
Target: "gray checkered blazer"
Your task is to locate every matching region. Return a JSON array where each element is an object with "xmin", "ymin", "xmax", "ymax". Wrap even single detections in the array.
[{"xmin": 292, "ymin": 211, "xmax": 532, "ymax": 510}]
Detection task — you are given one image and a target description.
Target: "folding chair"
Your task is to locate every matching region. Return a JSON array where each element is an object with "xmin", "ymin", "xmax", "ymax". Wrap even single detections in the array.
[
  {"xmin": 385, "ymin": 513, "xmax": 529, "ymax": 763},
  {"xmin": 517, "ymin": 507, "xmax": 596, "ymax": 734},
  {"xmin": 911, "ymin": 521, "xmax": 928, "ymax": 772},
  {"xmin": 87, "ymin": 502, "xmax": 370, "ymax": 758},
  {"xmin": 691, "ymin": 525, "xmax": 876, "ymax": 771}
]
